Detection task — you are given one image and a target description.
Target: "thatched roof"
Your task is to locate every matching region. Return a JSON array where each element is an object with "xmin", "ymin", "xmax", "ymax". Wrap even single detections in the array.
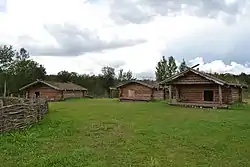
[
  {"xmin": 160, "ymin": 68, "xmax": 248, "ymax": 88},
  {"xmin": 19, "ymin": 79, "xmax": 87, "ymax": 91}
]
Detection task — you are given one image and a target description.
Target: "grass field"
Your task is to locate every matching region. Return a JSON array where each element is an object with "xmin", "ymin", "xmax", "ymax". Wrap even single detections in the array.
[{"xmin": 1, "ymin": 99, "xmax": 250, "ymax": 167}]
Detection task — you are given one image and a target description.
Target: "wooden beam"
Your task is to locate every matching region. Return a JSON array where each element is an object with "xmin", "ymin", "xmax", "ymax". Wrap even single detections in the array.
[
  {"xmin": 152, "ymin": 89, "xmax": 155, "ymax": 100},
  {"xmin": 176, "ymin": 86, "xmax": 179, "ymax": 102},
  {"xmin": 219, "ymin": 85, "xmax": 222, "ymax": 104},
  {"xmin": 239, "ymin": 88, "xmax": 243, "ymax": 102},
  {"xmin": 169, "ymin": 85, "xmax": 172, "ymax": 102},
  {"xmin": 172, "ymin": 81, "xmax": 213, "ymax": 85},
  {"xmin": 3, "ymin": 80, "xmax": 6, "ymax": 97},
  {"xmin": 191, "ymin": 64, "xmax": 200, "ymax": 69},
  {"xmin": 163, "ymin": 86, "xmax": 166, "ymax": 100}
]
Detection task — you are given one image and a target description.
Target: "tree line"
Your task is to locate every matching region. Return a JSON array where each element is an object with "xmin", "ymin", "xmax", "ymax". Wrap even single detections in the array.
[
  {"xmin": 0, "ymin": 45, "xmax": 137, "ymax": 97},
  {"xmin": 0, "ymin": 44, "xmax": 250, "ymax": 97}
]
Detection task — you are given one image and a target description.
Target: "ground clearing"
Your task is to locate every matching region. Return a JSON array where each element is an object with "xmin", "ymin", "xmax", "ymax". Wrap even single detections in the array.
[{"xmin": 1, "ymin": 99, "xmax": 250, "ymax": 167}]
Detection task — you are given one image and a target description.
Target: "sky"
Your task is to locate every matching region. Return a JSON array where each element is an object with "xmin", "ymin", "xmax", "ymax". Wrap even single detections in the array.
[{"xmin": 0, "ymin": 0, "xmax": 250, "ymax": 79}]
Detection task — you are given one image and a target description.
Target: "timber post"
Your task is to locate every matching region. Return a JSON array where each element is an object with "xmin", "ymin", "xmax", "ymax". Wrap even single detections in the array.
[
  {"xmin": 219, "ymin": 85, "xmax": 222, "ymax": 104},
  {"xmin": 176, "ymin": 86, "xmax": 179, "ymax": 102},
  {"xmin": 239, "ymin": 88, "xmax": 243, "ymax": 102},
  {"xmin": 169, "ymin": 85, "xmax": 172, "ymax": 103},
  {"xmin": 163, "ymin": 85, "xmax": 166, "ymax": 100}
]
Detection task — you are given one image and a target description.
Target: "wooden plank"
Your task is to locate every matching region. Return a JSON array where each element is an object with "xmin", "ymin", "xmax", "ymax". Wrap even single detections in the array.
[{"xmin": 219, "ymin": 85, "xmax": 222, "ymax": 104}]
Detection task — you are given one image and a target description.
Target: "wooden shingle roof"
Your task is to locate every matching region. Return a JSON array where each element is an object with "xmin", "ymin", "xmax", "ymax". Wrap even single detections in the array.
[{"xmin": 19, "ymin": 79, "xmax": 87, "ymax": 91}]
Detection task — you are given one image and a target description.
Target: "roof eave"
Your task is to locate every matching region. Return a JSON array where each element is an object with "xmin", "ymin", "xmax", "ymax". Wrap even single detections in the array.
[
  {"xmin": 116, "ymin": 80, "xmax": 155, "ymax": 89},
  {"xmin": 19, "ymin": 80, "xmax": 39, "ymax": 91}
]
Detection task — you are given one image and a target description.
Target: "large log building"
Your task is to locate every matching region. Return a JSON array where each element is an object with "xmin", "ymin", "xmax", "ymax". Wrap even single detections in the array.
[{"xmin": 160, "ymin": 68, "xmax": 247, "ymax": 108}]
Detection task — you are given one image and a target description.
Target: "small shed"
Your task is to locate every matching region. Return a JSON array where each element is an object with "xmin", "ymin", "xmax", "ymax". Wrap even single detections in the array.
[
  {"xmin": 116, "ymin": 80, "xmax": 166, "ymax": 101},
  {"xmin": 19, "ymin": 79, "xmax": 87, "ymax": 101},
  {"xmin": 159, "ymin": 68, "xmax": 247, "ymax": 108}
]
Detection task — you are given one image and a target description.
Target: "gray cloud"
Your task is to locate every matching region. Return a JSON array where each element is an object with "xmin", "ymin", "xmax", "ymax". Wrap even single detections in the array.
[
  {"xmin": 18, "ymin": 23, "xmax": 146, "ymax": 56},
  {"xmin": 135, "ymin": 71, "xmax": 155, "ymax": 80},
  {"xmin": 95, "ymin": 59, "xmax": 126, "ymax": 69},
  {"xmin": 162, "ymin": 20, "xmax": 250, "ymax": 64},
  {"xmin": 110, "ymin": 1, "xmax": 156, "ymax": 24},
  {"xmin": 110, "ymin": 0, "xmax": 248, "ymax": 24}
]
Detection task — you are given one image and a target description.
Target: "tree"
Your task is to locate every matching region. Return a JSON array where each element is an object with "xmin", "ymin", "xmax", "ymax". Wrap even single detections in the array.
[
  {"xmin": 57, "ymin": 70, "xmax": 72, "ymax": 82},
  {"xmin": 0, "ymin": 45, "xmax": 16, "ymax": 71},
  {"xmin": 15, "ymin": 48, "xmax": 30, "ymax": 60},
  {"xmin": 118, "ymin": 69, "xmax": 124, "ymax": 81},
  {"xmin": 101, "ymin": 66, "xmax": 115, "ymax": 96},
  {"xmin": 179, "ymin": 59, "xmax": 187, "ymax": 72},
  {"xmin": 118, "ymin": 69, "xmax": 134, "ymax": 81},
  {"xmin": 168, "ymin": 56, "xmax": 177, "ymax": 77},
  {"xmin": 7, "ymin": 58, "xmax": 46, "ymax": 94},
  {"xmin": 125, "ymin": 70, "xmax": 133, "ymax": 80},
  {"xmin": 155, "ymin": 56, "xmax": 168, "ymax": 81}
]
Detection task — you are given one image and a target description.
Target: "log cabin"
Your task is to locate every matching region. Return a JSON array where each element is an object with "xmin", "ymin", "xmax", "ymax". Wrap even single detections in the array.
[
  {"xmin": 159, "ymin": 67, "xmax": 248, "ymax": 108},
  {"xmin": 19, "ymin": 79, "xmax": 87, "ymax": 101},
  {"xmin": 116, "ymin": 80, "xmax": 166, "ymax": 101}
]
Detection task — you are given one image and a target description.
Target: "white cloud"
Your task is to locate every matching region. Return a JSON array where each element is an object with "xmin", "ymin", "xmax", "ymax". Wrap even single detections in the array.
[
  {"xmin": 189, "ymin": 57, "xmax": 250, "ymax": 75},
  {"xmin": 0, "ymin": 0, "xmax": 250, "ymax": 78}
]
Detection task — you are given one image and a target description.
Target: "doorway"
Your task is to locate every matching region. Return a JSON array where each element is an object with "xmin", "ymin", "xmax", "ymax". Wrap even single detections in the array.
[
  {"xmin": 204, "ymin": 90, "xmax": 213, "ymax": 101},
  {"xmin": 35, "ymin": 91, "xmax": 40, "ymax": 98}
]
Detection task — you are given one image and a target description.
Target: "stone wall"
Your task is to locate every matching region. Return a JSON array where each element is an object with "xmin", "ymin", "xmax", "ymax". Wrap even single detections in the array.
[{"xmin": 0, "ymin": 97, "xmax": 48, "ymax": 133}]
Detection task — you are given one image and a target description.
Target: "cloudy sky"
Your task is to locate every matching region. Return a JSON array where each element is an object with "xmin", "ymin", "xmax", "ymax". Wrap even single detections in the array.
[{"xmin": 1, "ymin": 0, "xmax": 250, "ymax": 79}]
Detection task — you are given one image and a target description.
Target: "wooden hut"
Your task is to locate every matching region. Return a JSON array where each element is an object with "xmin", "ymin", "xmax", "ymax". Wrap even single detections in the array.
[
  {"xmin": 19, "ymin": 79, "xmax": 87, "ymax": 101},
  {"xmin": 159, "ymin": 68, "xmax": 247, "ymax": 108},
  {"xmin": 116, "ymin": 80, "xmax": 166, "ymax": 101}
]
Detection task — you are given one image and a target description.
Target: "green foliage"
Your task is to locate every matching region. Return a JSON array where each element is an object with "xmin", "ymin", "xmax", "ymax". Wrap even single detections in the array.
[
  {"xmin": 0, "ymin": 45, "xmax": 16, "ymax": 71},
  {"xmin": 155, "ymin": 56, "xmax": 177, "ymax": 81},
  {"xmin": 7, "ymin": 59, "xmax": 46, "ymax": 94},
  {"xmin": 155, "ymin": 56, "xmax": 168, "ymax": 81},
  {"xmin": 102, "ymin": 66, "xmax": 116, "ymax": 95},
  {"xmin": 57, "ymin": 70, "xmax": 74, "ymax": 82},
  {"xmin": 179, "ymin": 59, "xmax": 187, "ymax": 72},
  {"xmin": 118, "ymin": 69, "xmax": 124, "ymax": 81},
  {"xmin": 0, "ymin": 45, "xmax": 46, "ymax": 95},
  {"xmin": 15, "ymin": 48, "xmax": 30, "ymax": 60},
  {"xmin": 1, "ymin": 99, "xmax": 250, "ymax": 166},
  {"xmin": 167, "ymin": 56, "xmax": 177, "ymax": 77},
  {"xmin": 118, "ymin": 69, "xmax": 134, "ymax": 81}
]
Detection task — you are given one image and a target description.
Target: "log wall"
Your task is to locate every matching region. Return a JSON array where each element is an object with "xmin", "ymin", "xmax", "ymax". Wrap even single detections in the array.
[
  {"xmin": 63, "ymin": 90, "xmax": 86, "ymax": 99},
  {"xmin": 27, "ymin": 83, "xmax": 62, "ymax": 100},
  {"xmin": 178, "ymin": 84, "xmax": 219, "ymax": 103},
  {"xmin": 176, "ymin": 85, "xmax": 242, "ymax": 104},
  {"xmin": 152, "ymin": 89, "xmax": 164, "ymax": 100},
  {"xmin": 119, "ymin": 83, "xmax": 153, "ymax": 101},
  {"xmin": 231, "ymin": 87, "xmax": 241, "ymax": 102},
  {"xmin": 169, "ymin": 71, "xmax": 244, "ymax": 104},
  {"xmin": 173, "ymin": 71, "xmax": 214, "ymax": 84}
]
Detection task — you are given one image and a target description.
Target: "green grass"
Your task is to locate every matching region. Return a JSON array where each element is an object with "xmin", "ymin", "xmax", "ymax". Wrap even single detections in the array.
[{"xmin": 1, "ymin": 99, "xmax": 250, "ymax": 167}]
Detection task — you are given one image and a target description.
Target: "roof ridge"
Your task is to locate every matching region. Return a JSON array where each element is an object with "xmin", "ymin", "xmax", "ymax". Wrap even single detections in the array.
[{"xmin": 160, "ymin": 68, "xmax": 247, "ymax": 88}]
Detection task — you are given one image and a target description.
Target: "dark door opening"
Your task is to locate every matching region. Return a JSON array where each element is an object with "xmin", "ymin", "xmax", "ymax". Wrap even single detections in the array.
[
  {"xmin": 204, "ymin": 90, "xmax": 213, "ymax": 101},
  {"xmin": 35, "ymin": 91, "xmax": 40, "ymax": 98}
]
